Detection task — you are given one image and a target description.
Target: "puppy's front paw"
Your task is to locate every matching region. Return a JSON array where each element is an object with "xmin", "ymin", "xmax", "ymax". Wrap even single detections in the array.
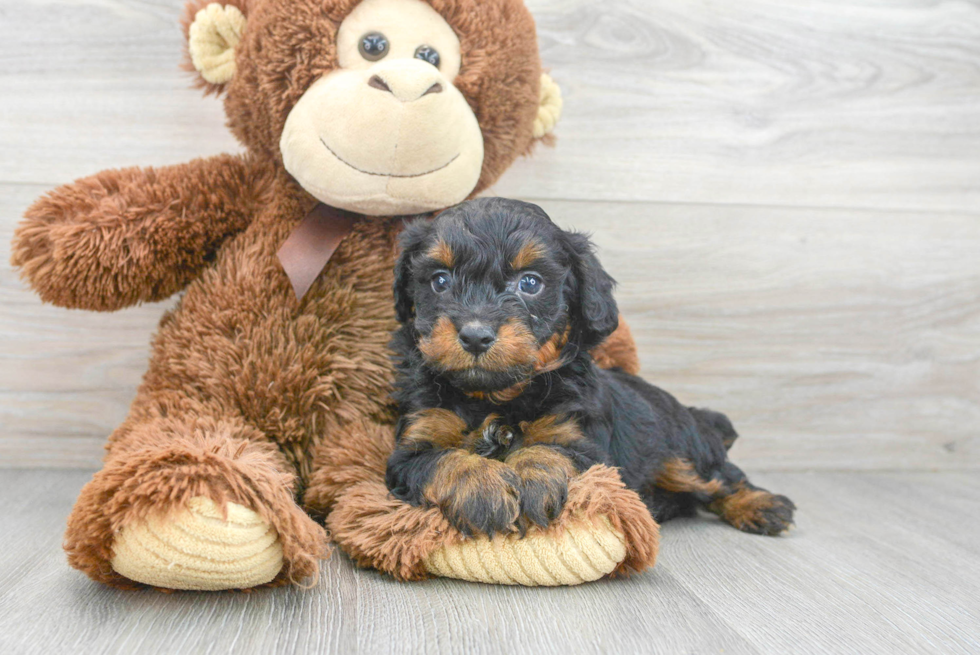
[
  {"xmin": 425, "ymin": 452, "xmax": 521, "ymax": 538},
  {"xmin": 507, "ymin": 446, "xmax": 577, "ymax": 530},
  {"xmin": 470, "ymin": 418, "xmax": 514, "ymax": 459}
]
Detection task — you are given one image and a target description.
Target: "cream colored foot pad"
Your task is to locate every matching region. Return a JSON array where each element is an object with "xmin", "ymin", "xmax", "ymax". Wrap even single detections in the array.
[
  {"xmin": 423, "ymin": 517, "xmax": 627, "ymax": 586},
  {"xmin": 111, "ymin": 496, "xmax": 283, "ymax": 590}
]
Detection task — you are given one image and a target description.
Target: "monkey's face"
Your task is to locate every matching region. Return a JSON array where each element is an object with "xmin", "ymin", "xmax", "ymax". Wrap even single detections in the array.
[
  {"xmin": 185, "ymin": 0, "xmax": 552, "ymax": 218},
  {"xmin": 280, "ymin": 0, "xmax": 484, "ymax": 215}
]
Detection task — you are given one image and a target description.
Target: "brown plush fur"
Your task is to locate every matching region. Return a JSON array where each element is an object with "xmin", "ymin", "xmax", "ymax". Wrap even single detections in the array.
[
  {"xmin": 592, "ymin": 318, "xmax": 641, "ymax": 376},
  {"xmin": 13, "ymin": 0, "xmax": 644, "ymax": 588},
  {"xmin": 65, "ymin": 419, "xmax": 325, "ymax": 588},
  {"xmin": 191, "ymin": 0, "xmax": 543, "ymax": 193},
  {"xmin": 11, "ymin": 154, "xmax": 269, "ymax": 311}
]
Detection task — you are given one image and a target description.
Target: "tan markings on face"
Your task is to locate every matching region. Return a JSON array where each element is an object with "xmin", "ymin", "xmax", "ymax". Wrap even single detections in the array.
[
  {"xmin": 655, "ymin": 458, "xmax": 725, "ymax": 495},
  {"xmin": 533, "ymin": 328, "xmax": 569, "ymax": 374},
  {"xmin": 419, "ymin": 317, "xmax": 539, "ymax": 373},
  {"xmin": 418, "ymin": 316, "xmax": 473, "ymax": 371},
  {"xmin": 401, "ymin": 408, "xmax": 467, "ymax": 449},
  {"xmin": 461, "ymin": 327, "xmax": 568, "ymax": 402},
  {"xmin": 427, "ymin": 238, "xmax": 455, "ymax": 268},
  {"xmin": 708, "ymin": 484, "xmax": 777, "ymax": 531},
  {"xmin": 518, "ymin": 415, "xmax": 585, "ymax": 448},
  {"xmin": 478, "ymin": 319, "xmax": 538, "ymax": 372},
  {"xmin": 510, "ymin": 240, "xmax": 547, "ymax": 271}
]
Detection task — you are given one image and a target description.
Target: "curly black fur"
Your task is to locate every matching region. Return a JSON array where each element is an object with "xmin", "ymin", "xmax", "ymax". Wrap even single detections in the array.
[{"xmin": 386, "ymin": 198, "xmax": 795, "ymax": 537}]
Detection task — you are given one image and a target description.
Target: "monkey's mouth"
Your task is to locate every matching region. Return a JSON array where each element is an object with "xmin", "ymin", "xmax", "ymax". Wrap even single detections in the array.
[{"xmin": 319, "ymin": 137, "xmax": 459, "ymax": 179}]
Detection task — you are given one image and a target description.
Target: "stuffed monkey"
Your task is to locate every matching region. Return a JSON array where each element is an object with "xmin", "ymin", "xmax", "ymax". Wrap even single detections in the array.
[{"xmin": 12, "ymin": 0, "xmax": 656, "ymax": 590}]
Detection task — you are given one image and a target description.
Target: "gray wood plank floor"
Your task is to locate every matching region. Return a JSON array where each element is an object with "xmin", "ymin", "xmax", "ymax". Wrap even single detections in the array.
[{"xmin": 1, "ymin": 469, "xmax": 978, "ymax": 655}]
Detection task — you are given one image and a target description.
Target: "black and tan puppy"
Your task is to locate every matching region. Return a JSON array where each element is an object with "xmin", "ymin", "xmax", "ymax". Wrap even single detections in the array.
[{"xmin": 386, "ymin": 198, "xmax": 795, "ymax": 538}]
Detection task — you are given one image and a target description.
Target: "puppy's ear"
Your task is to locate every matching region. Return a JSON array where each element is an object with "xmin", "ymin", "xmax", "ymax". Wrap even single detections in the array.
[
  {"xmin": 394, "ymin": 219, "xmax": 434, "ymax": 323},
  {"xmin": 563, "ymin": 231, "xmax": 619, "ymax": 350}
]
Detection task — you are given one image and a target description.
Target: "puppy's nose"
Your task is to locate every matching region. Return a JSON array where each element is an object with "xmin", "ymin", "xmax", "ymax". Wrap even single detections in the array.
[{"xmin": 458, "ymin": 323, "xmax": 496, "ymax": 355}]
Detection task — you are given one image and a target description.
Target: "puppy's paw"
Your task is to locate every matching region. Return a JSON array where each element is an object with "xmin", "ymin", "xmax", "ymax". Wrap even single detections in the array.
[
  {"xmin": 713, "ymin": 489, "xmax": 796, "ymax": 536},
  {"xmin": 425, "ymin": 452, "xmax": 521, "ymax": 538},
  {"xmin": 749, "ymin": 494, "xmax": 796, "ymax": 536},
  {"xmin": 507, "ymin": 446, "xmax": 577, "ymax": 530},
  {"xmin": 470, "ymin": 418, "xmax": 514, "ymax": 459},
  {"xmin": 517, "ymin": 475, "xmax": 568, "ymax": 531}
]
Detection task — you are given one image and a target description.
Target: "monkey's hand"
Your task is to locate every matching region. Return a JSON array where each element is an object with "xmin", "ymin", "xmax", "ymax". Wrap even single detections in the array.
[{"xmin": 11, "ymin": 153, "xmax": 265, "ymax": 311}]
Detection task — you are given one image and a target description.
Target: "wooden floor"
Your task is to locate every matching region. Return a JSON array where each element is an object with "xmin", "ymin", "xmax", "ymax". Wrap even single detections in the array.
[
  {"xmin": 1, "ymin": 0, "xmax": 979, "ymax": 653},
  {"xmin": 0, "ymin": 469, "xmax": 978, "ymax": 655}
]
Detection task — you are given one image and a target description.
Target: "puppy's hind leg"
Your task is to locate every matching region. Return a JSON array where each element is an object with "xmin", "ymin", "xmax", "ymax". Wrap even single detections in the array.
[
  {"xmin": 656, "ymin": 459, "xmax": 796, "ymax": 536},
  {"xmin": 690, "ymin": 407, "xmax": 739, "ymax": 451},
  {"xmin": 707, "ymin": 462, "xmax": 795, "ymax": 536}
]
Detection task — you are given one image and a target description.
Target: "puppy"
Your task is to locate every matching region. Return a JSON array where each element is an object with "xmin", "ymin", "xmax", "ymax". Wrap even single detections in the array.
[{"xmin": 386, "ymin": 197, "xmax": 795, "ymax": 538}]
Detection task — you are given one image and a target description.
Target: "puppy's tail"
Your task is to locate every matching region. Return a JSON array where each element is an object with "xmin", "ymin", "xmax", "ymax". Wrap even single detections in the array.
[{"xmin": 689, "ymin": 407, "xmax": 739, "ymax": 451}]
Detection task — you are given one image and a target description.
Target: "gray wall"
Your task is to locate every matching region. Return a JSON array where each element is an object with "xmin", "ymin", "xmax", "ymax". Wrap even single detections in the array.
[{"xmin": 1, "ymin": 0, "xmax": 977, "ymax": 469}]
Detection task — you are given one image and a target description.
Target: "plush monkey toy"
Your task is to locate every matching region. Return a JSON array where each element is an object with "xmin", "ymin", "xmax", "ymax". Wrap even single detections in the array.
[{"xmin": 12, "ymin": 0, "xmax": 657, "ymax": 590}]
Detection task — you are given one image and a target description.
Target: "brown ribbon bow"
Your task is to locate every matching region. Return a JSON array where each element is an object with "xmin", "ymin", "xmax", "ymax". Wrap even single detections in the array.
[{"xmin": 277, "ymin": 203, "xmax": 357, "ymax": 300}]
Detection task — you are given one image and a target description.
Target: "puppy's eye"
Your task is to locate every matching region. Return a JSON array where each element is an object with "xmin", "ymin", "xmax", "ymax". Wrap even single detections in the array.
[
  {"xmin": 518, "ymin": 273, "xmax": 543, "ymax": 296},
  {"xmin": 359, "ymin": 32, "xmax": 389, "ymax": 61},
  {"xmin": 431, "ymin": 271, "xmax": 452, "ymax": 293},
  {"xmin": 414, "ymin": 45, "xmax": 440, "ymax": 68}
]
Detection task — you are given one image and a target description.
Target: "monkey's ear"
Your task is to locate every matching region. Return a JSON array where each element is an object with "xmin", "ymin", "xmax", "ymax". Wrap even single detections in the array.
[
  {"xmin": 532, "ymin": 74, "xmax": 563, "ymax": 139},
  {"xmin": 563, "ymin": 232, "xmax": 619, "ymax": 351},
  {"xmin": 182, "ymin": 1, "xmax": 248, "ymax": 92},
  {"xmin": 393, "ymin": 220, "xmax": 435, "ymax": 324}
]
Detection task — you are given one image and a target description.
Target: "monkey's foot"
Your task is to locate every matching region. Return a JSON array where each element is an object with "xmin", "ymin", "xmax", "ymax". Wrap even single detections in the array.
[{"xmin": 110, "ymin": 497, "xmax": 284, "ymax": 591}]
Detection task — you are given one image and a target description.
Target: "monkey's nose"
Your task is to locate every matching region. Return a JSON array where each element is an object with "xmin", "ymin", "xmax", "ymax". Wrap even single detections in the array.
[
  {"xmin": 458, "ymin": 323, "xmax": 496, "ymax": 355},
  {"xmin": 368, "ymin": 73, "xmax": 443, "ymax": 102},
  {"xmin": 368, "ymin": 75, "xmax": 392, "ymax": 93}
]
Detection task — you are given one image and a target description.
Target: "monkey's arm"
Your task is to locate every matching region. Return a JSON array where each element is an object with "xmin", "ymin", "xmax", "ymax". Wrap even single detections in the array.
[
  {"xmin": 11, "ymin": 153, "xmax": 266, "ymax": 311},
  {"xmin": 591, "ymin": 317, "xmax": 641, "ymax": 375}
]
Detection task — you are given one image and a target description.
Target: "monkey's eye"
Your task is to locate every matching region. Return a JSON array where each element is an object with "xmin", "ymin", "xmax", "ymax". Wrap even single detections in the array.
[
  {"xmin": 359, "ymin": 32, "xmax": 390, "ymax": 61},
  {"xmin": 414, "ymin": 45, "xmax": 441, "ymax": 68},
  {"xmin": 431, "ymin": 271, "xmax": 452, "ymax": 293},
  {"xmin": 518, "ymin": 273, "xmax": 543, "ymax": 296}
]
